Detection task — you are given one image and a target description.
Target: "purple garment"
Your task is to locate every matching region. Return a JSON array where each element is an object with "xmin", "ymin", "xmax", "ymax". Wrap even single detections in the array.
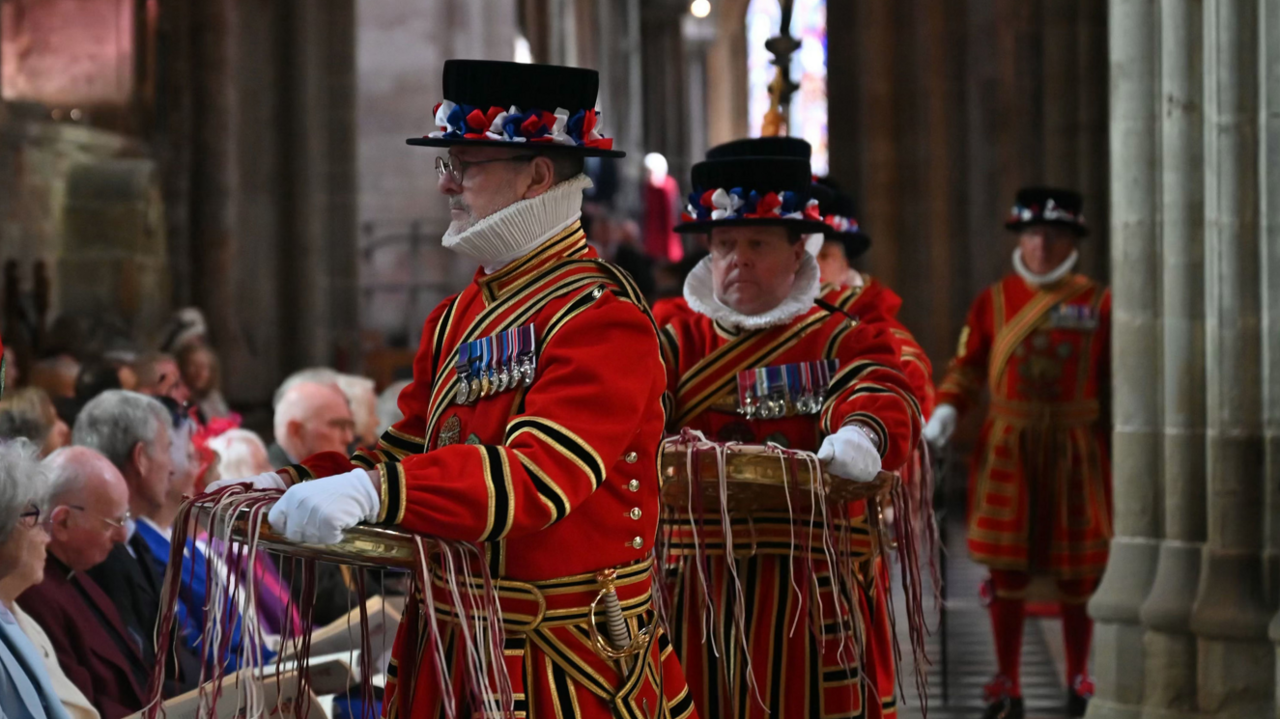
[{"xmin": 208, "ymin": 539, "xmax": 305, "ymax": 638}]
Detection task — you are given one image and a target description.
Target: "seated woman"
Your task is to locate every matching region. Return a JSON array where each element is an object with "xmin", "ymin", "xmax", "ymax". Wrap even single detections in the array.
[
  {"xmin": 0, "ymin": 439, "xmax": 92, "ymax": 719},
  {"xmin": 0, "ymin": 389, "xmax": 70, "ymax": 457}
]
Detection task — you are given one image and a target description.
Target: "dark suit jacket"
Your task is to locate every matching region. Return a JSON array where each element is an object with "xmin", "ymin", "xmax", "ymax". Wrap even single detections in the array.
[
  {"xmin": 18, "ymin": 555, "xmax": 147, "ymax": 719},
  {"xmin": 87, "ymin": 535, "xmax": 201, "ymax": 696},
  {"xmin": 267, "ymin": 441, "xmax": 293, "ymax": 470}
]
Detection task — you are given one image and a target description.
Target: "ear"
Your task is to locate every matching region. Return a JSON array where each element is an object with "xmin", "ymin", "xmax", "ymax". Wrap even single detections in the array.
[
  {"xmin": 48, "ymin": 506, "xmax": 72, "ymax": 540},
  {"xmin": 131, "ymin": 441, "xmax": 149, "ymax": 476},
  {"xmin": 521, "ymin": 156, "xmax": 557, "ymax": 200},
  {"xmin": 287, "ymin": 418, "xmax": 305, "ymax": 445}
]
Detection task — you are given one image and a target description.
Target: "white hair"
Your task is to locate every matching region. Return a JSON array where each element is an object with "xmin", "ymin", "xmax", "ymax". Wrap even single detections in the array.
[
  {"xmin": 72, "ymin": 390, "xmax": 170, "ymax": 471},
  {"xmin": 335, "ymin": 374, "xmax": 377, "ymax": 436},
  {"xmin": 0, "ymin": 439, "xmax": 50, "ymax": 542},
  {"xmin": 207, "ymin": 429, "xmax": 270, "ymax": 479},
  {"xmin": 272, "ymin": 381, "xmax": 347, "ymax": 457},
  {"xmin": 376, "ymin": 380, "xmax": 411, "ymax": 438},
  {"xmin": 272, "ymin": 367, "xmax": 340, "ymax": 409}
]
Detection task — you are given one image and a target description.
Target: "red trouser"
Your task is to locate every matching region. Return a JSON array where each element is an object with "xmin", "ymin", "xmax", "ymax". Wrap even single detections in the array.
[{"xmin": 987, "ymin": 570, "xmax": 1098, "ymax": 694}]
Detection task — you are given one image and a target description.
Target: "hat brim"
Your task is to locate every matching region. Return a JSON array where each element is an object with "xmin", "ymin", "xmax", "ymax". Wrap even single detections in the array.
[
  {"xmin": 406, "ymin": 136, "xmax": 626, "ymax": 158},
  {"xmin": 1005, "ymin": 218, "xmax": 1089, "ymax": 237},
  {"xmin": 675, "ymin": 216, "xmax": 831, "ymax": 235},
  {"xmin": 825, "ymin": 232, "xmax": 872, "ymax": 260}
]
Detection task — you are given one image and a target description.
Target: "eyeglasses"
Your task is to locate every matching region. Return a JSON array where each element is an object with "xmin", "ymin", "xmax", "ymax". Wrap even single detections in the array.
[
  {"xmin": 18, "ymin": 504, "xmax": 41, "ymax": 529},
  {"xmin": 66, "ymin": 505, "xmax": 131, "ymax": 531},
  {"xmin": 435, "ymin": 154, "xmax": 537, "ymax": 185}
]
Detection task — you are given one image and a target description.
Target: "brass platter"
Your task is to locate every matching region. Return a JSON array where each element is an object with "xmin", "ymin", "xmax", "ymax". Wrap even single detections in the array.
[
  {"xmin": 208, "ymin": 507, "xmax": 419, "ymax": 569},
  {"xmin": 659, "ymin": 441, "xmax": 894, "ymax": 512}
]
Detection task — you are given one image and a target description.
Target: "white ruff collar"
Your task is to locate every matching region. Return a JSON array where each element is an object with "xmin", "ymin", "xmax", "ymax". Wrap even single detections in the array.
[
  {"xmin": 442, "ymin": 174, "xmax": 593, "ymax": 272},
  {"xmin": 1013, "ymin": 247, "xmax": 1078, "ymax": 286},
  {"xmin": 683, "ymin": 252, "xmax": 821, "ymax": 331}
]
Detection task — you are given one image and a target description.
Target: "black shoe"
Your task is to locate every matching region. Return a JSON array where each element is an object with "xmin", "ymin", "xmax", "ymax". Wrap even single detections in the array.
[
  {"xmin": 981, "ymin": 696, "xmax": 1024, "ymax": 719},
  {"xmin": 1067, "ymin": 674, "xmax": 1094, "ymax": 717}
]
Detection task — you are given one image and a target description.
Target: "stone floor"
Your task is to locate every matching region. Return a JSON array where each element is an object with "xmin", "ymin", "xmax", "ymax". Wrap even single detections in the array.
[{"xmin": 893, "ymin": 517, "xmax": 1071, "ymax": 719}]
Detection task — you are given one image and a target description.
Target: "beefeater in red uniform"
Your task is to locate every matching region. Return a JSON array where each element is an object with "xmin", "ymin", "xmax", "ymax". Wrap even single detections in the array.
[
  {"xmin": 210, "ymin": 60, "xmax": 695, "ymax": 719},
  {"xmin": 809, "ymin": 181, "xmax": 935, "ymax": 418},
  {"xmin": 658, "ymin": 137, "xmax": 922, "ymax": 719},
  {"xmin": 924, "ymin": 187, "xmax": 1111, "ymax": 719}
]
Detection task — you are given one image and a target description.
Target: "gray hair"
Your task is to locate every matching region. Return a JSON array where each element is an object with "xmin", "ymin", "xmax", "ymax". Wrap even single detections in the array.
[
  {"xmin": 376, "ymin": 380, "xmax": 410, "ymax": 438},
  {"xmin": 0, "ymin": 439, "xmax": 50, "ymax": 543},
  {"xmin": 272, "ymin": 367, "xmax": 340, "ymax": 409},
  {"xmin": 72, "ymin": 390, "xmax": 170, "ymax": 471}
]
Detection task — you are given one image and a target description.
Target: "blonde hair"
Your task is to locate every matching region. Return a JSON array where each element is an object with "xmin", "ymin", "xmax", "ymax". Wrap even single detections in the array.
[{"xmin": 0, "ymin": 388, "xmax": 57, "ymax": 446}]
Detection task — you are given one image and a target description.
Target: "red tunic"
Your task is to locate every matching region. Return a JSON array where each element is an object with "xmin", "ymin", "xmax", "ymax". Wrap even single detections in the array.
[
  {"xmin": 836, "ymin": 278, "xmax": 936, "ymax": 418},
  {"xmin": 937, "ymin": 272, "xmax": 1112, "ymax": 579},
  {"xmin": 651, "ymin": 296, "xmax": 693, "ymax": 329},
  {"xmin": 658, "ymin": 285, "xmax": 922, "ymax": 719},
  {"xmin": 287, "ymin": 222, "xmax": 696, "ymax": 719}
]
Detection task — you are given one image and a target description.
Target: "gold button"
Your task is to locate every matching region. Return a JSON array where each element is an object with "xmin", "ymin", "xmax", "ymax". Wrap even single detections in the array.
[
  {"xmin": 628, "ymin": 479, "xmax": 640, "ymax": 492},
  {"xmin": 630, "ymin": 536, "xmax": 644, "ymax": 549},
  {"xmin": 625, "ymin": 451, "xmax": 638, "ymax": 464},
  {"xmin": 629, "ymin": 507, "xmax": 642, "ymax": 520}
]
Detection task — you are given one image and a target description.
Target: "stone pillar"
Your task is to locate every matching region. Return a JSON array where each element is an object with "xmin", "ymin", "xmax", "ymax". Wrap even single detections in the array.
[
  {"xmin": 1139, "ymin": 3, "xmax": 1205, "ymax": 717},
  {"xmin": 1190, "ymin": 1, "xmax": 1273, "ymax": 716},
  {"xmin": 1266, "ymin": 4, "xmax": 1280, "ymax": 715},
  {"xmin": 1087, "ymin": 1, "xmax": 1161, "ymax": 717}
]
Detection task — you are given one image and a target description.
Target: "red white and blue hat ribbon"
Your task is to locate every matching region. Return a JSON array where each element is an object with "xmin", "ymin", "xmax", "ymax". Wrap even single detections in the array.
[
  {"xmin": 1007, "ymin": 197, "xmax": 1085, "ymax": 225},
  {"xmin": 681, "ymin": 187, "xmax": 822, "ymax": 223},
  {"xmin": 823, "ymin": 214, "xmax": 859, "ymax": 233},
  {"xmin": 427, "ymin": 100, "xmax": 614, "ymax": 151}
]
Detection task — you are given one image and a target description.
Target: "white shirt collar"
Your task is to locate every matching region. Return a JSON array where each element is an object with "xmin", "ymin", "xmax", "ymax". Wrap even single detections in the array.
[
  {"xmin": 440, "ymin": 174, "xmax": 594, "ymax": 272},
  {"xmin": 683, "ymin": 251, "xmax": 822, "ymax": 331},
  {"xmin": 1012, "ymin": 247, "xmax": 1078, "ymax": 286}
]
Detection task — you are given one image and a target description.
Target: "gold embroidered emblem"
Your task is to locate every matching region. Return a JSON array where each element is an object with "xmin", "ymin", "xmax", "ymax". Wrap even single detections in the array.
[{"xmin": 438, "ymin": 415, "xmax": 462, "ymax": 448}]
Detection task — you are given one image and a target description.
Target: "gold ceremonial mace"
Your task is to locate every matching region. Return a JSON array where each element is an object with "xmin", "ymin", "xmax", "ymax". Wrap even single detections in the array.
[{"xmin": 761, "ymin": 0, "xmax": 800, "ymax": 137}]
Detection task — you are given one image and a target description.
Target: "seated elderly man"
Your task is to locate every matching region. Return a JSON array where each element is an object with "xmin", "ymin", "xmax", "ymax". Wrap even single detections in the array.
[
  {"xmin": 17, "ymin": 446, "xmax": 144, "ymax": 719},
  {"xmin": 268, "ymin": 376, "xmax": 355, "ymax": 469},
  {"xmin": 268, "ymin": 375, "xmax": 366, "ymax": 625},
  {"xmin": 72, "ymin": 392, "xmax": 209, "ymax": 693}
]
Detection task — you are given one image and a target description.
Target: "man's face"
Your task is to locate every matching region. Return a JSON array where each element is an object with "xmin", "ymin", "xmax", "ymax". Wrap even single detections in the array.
[
  {"xmin": 50, "ymin": 467, "xmax": 129, "ymax": 572},
  {"xmin": 708, "ymin": 226, "xmax": 804, "ymax": 316},
  {"xmin": 1018, "ymin": 224, "xmax": 1077, "ymax": 275},
  {"xmin": 132, "ymin": 425, "xmax": 174, "ymax": 517},
  {"xmin": 437, "ymin": 147, "xmax": 535, "ymax": 235},
  {"xmin": 168, "ymin": 432, "xmax": 199, "ymax": 504},
  {"xmin": 816, "ymin": 240, "xmax": 850, "ymax": 284},
  {"xmin": 294, "ymin": 388, "xmax": 356, "ymax": 457}
]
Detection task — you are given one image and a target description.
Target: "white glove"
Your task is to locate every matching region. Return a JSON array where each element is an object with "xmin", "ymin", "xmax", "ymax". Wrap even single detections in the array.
[
  {"xmin": 817, "ymin": 425, "xmax": 883, "ymax": 483},
  {"xmin": 205, "ymin": 471, "xmax": 288, "ymax": 494},
  {"xmin": 267, "ymin": 468, "xmax": 381, "ymax": 545},
  {"xmin": 923, "ymin": 404, "xmax": 959, "ymax": 449}
]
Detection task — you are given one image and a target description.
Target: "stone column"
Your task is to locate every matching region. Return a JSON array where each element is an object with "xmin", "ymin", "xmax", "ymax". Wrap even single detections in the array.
[
  {"xmin": 1190, "ymin": 1, "xmax": 1273, "ymax": 717},
  {"xmin": 1087, "ymin": 1, "xmax": 1161, "ymax": 717},
  {"xmin": 1261, "ymin": 2, "xmax": 1280, "ymax": 715},
  {"xmin": 1139, "ymin": 3, "xmax": 1205, "ymax": 717}
]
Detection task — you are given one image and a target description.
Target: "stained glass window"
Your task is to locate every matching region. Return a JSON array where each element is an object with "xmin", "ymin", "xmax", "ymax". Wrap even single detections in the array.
[{"xmin": 746, "ymin": 0, "xmax": 828, "ymax": 176}]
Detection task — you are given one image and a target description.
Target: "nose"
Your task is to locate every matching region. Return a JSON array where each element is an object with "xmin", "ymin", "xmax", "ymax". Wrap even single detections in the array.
[{"xmin": 438, "ymin": 172, "xmax": 462, "ymax": 195}]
